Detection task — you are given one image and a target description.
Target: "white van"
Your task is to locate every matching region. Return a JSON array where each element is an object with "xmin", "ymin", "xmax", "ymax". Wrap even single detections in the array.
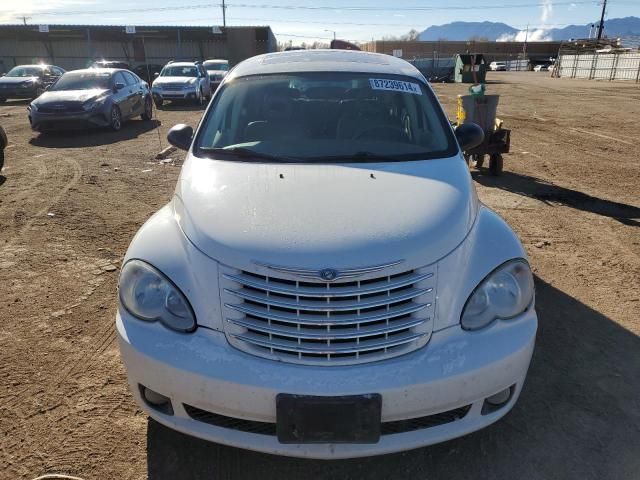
[{"xmin": 116, "ymin": 50, "xmax": 537, "ymax": 459}]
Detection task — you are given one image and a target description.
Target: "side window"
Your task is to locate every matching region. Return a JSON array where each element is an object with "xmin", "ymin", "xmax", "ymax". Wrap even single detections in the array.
[
  {"xmin": 113, "ymin": 72, "xmax": 127, "ymax": 86},
  {"xmin": 52, "ymin": 67, "xmax": 64, "ymax": 76},
  {"xmin": 123, "ymin": 72, "xmax": 137, "ymax": 85}
]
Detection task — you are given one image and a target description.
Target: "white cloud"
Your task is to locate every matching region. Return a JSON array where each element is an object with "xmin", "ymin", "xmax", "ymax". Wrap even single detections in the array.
[{"xmin": 497, "ymin": 29, "xmax": 552, "ymax": 42}]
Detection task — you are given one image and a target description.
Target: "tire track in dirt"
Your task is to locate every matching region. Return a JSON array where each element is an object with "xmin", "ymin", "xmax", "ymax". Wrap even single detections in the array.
[{"xmin": 4, "ymin": 156, "xmax": 82, "ymax": 247}]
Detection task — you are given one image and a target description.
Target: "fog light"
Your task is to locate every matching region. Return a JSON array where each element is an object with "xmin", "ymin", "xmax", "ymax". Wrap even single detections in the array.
[
  {"xmin": 139, "ymin": 385, "xmax": 174, "ymax": 415},
  {"xmin": 482, "ymin": 385, "xmax": 514, "ymax": 415}
]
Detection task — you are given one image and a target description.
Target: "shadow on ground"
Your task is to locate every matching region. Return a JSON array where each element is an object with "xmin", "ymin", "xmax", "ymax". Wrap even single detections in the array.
[
  {"xmin": 473, "ymin": 170, "xmax": 640, "ymax": 227},
  {"xmin": 28, "ymin": 119, "xmax": 161, "ymax": 148},
  {"xmin": 146, "ymin": 277, "xmax": 640, "ymax": 479},
  {"xmin": 157, "ymin": 101, "xmax": 207, "ymax": 112}
]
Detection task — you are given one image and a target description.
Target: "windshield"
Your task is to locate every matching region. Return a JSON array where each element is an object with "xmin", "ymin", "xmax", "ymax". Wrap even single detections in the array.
[
  {"xmin": 205, "ymin": 63, "xmax": 229, "ymax": 72},
  {"xmin": 161, "ymin": 66, "xmax": 198, "ymax": 77},
  {"xmin": 195, "ymin": 72, "xmax": 457, "ymax": 162},
  {"xmin": 7, "ymin": 66, "xmax": 43, "ymax": 78},
  {"xmin": 50, "ymin": 72, "xmax": 111, "ymax": 91}
]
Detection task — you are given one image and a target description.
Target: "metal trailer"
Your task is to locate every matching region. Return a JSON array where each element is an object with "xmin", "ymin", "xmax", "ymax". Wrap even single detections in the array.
[{"xmin": 457, "ymin": 94, "xmax": 510, "ymax": 176}]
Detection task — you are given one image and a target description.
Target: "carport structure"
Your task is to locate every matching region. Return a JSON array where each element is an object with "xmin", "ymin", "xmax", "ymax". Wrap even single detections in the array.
[{"xmin": 0, "ymin": 24, "xmax": 276, "ymax": 72}]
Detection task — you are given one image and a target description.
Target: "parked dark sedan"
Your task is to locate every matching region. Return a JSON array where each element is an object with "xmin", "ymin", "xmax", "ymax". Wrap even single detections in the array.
[
  {"xmin": 90, "ymin": 60, "xmax": 131, "ymax": 70},
  {"xmin": 28, "ymin": 68, "xmax": 153, "ymax": 132},
  {"xmin": 133, "ymin": 64, "xmax": 164, "ymax": 84},
  {"xmin": 0, "ymin": 64, "xmax": 65, "ymax": 102}
]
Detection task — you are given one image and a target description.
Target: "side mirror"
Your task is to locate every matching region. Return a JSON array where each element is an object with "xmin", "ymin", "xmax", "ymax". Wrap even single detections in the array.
[
  {"xmin": 454, "ymin": 123, "xmax": 485, "ymax": 151},
  {"xmin": 167, "ymin": 124, "xmax": 194, "ymax": 151},
  {"xmin": 113, "ymin": 82, "xmax": 125, "ymax": 93},
  {"xmin": 154, "ymin": 72, "xmax": 160, "ymax": 78}
]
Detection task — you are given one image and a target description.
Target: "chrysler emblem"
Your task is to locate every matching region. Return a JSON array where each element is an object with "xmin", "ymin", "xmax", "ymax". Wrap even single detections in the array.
[{"xmin": 319, "ymin": 268, "xmax": 338, "ymax": 281}]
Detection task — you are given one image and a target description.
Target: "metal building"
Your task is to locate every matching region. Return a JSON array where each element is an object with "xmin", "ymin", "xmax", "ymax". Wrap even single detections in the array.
[{"xmin": 0, "ymin": 24, "xmax": 276, "ymax": 73}]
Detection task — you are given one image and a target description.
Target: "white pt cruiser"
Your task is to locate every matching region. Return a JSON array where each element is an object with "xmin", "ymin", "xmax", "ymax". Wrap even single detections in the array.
[{"xmin": 117, "ymin": 50, "xmax": 537, "ymax": 459}]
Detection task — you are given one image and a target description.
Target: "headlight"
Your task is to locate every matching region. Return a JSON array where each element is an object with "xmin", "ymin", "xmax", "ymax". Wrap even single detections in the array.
[
  {"xmin": 461, "ymin": 259, "xmax": 534, "ymax": 330},
  {"xmin": 83, "ymin": 97, "xmax": 106, "ymax": 111},
  {"xmin": 118, "ymin": 259, "xmax": 196, "ymax": 332}
]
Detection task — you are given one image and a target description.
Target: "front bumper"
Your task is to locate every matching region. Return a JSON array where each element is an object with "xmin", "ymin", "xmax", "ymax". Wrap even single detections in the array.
[
  {"xmin": 28, "ymin": 108, "xmax": 110, "ymax": 131},
  {"xmin": 117, "ymin": 309, "xmax": 537, "ymax": 459},
  {"xmin": 152, "ymin": 88, "xmax": 197, "ymax": 101},
  {"xmin": 0, "ymin": 85, "xmax": 38, "ymax": 99}
]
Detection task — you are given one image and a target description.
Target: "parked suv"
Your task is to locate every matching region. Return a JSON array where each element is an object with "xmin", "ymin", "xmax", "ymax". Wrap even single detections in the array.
[
  {"xmin": 0, "ymin": 64, "xmax": 65, "ymax": 102},
  {"xmin": 151, "ymin": 61, "xmax": 211, "ymax": 107},
  {"xmin": 203, "ymin": 59, "xmax": 229, "ymax": 92},
  {"xmin": 117, "ymin": 50, "xmax": 537, "ymax": 459}
]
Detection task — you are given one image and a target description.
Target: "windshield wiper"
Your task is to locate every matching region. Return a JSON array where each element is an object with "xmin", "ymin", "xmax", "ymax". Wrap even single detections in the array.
[{"xmin": 198, "ymin": 147, "xmax": 300, "ymax": 163}]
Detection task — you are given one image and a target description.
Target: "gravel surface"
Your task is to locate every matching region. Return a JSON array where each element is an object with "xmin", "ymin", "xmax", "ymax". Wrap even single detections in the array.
[{"xmin": 0, "ymin": 72, "xmax": 638, "ymax": 480}]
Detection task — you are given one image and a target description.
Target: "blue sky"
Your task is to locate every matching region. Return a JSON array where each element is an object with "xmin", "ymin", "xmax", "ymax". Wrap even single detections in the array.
[{"xmin": 0, "ymin": 0, "xmax": 638, "ymax": 43}]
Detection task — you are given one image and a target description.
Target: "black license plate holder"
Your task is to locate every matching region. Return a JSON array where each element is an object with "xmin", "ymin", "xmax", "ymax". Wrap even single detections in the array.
[{"xmin": 276, "ymin": 393, "xmax": 382, "ymax": 444}]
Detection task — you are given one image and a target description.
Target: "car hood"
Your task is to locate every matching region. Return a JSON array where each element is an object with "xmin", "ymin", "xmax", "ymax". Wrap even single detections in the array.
[
  {"xmin": 153, "ymin": 76, "xmax": 197, "ymax": 86},
  {"xmin": 207, "ymin": 71, "xmax": 227, "ymax": 79},
  {"xmin": 174, "ymin": 155, "xmax": 478, "ymax": 270},
  {"xmin": 0, "ymin": 76, "xmax": 39, "ymax": 85},
  {"xmin": 34, "ymin": 89, "xmax": 109, "ymax": 105}
]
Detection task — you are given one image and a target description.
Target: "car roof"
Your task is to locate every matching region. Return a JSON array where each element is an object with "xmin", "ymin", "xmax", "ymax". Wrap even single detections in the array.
[
  {"xmin": 228, "ymin": 50, "xmax": 424, "ymax": 82},
  {"xmin": 66, "ymin": 68, "xmax": 121, "ymax": 75},
  {"xmin": 166, "ymin": 62, "xmax": 199, "ymax": 67},
  {"xmin": 204, "ymin": 59, "xmax": 228, "ymax": 64},
  {"xmin": 12, "ymin": 64, "xmax": 48, "ymax": 69}
]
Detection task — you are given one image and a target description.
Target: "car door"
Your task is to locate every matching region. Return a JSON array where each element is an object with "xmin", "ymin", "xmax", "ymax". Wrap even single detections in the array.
[
  {"xmin": 123, "ymin": 71, "xmax": 144, "ymax": 115},
  {"xmin": 198, "ymin": 65, "xmax": 211, "ymax": 98},
  {"xmin": 112, "ymin": 72, "xmax": 132, "ymax": 117}
]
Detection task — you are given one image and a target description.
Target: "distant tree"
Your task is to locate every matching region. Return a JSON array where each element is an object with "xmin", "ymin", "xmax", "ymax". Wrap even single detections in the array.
[
  {"xmin": 401, "ymin": 29, "xmax": 420, "ymax": 41},
  {"xmin": 469, "ymin": 35, "xmax": 490, "ymax": 42}
]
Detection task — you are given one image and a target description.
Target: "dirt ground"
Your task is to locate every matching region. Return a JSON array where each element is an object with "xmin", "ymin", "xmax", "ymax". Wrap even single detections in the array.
[{"xmin": 0, "ymin": 72, "xmax": 638, "ymax": 480}]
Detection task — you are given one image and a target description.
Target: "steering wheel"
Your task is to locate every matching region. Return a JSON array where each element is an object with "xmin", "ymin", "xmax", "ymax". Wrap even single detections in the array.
[{"xmin": 354, "ymin": 125, "xmax": 406, "ymax": 141}]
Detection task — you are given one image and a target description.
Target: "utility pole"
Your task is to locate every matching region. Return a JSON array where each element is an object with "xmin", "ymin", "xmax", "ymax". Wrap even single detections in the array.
[
  {"xmin": 597, "ymin": 0, "xmax": 607, "ymax": 41},
  {"xmin": 222, "ymin": 0, "xmax": 227, "ymax": 27},
  {"xmin": 17, "ymin": 16, "xmax": 32, "ymax": 25}
]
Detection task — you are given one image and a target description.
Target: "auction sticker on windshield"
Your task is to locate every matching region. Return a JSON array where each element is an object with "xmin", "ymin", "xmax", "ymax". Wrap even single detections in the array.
[{"xmin": 369, "ymin": 78, "xmax": 422, "ymax": 95}]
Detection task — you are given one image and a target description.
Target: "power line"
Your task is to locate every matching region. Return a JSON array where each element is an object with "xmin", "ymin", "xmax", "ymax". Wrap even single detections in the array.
[{"xmin": 19, "ymin": 0, "xmax": 623, "ymax": 16}]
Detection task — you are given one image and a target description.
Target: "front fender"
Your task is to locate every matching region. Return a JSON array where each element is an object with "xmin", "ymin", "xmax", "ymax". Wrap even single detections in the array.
[
  {"xmin": 434, "ymin": 205, "xmax": 530, "ymax": 331},
  {"xmin": 121, "ymin": 201, "xmax": 223, "ymax": 331}
]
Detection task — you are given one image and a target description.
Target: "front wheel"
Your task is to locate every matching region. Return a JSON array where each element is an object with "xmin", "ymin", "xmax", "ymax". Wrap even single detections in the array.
[
  {"xmin": 489, "ymin": 154, "xmax": 503, "ymax": 176},
  {"xmin": 141, "ymin": 97, "xmax": 153, "ymax": 121},
  {"xmin": 110, "ymin": 105, "xmax": 122, "ymax": 131},
  {"xmin": 472, "ymin": 154, "xmax": 485, "ymax": 168}
]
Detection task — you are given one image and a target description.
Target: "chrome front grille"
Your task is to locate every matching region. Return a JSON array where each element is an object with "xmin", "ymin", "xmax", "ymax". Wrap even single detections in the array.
[
  {"xmin": 161, "ymin": 83, "xmax": 185, "ymax": 91},
  {"xmin": 220, "ymin": 264, "xmax": 435, "ymax": 366}
]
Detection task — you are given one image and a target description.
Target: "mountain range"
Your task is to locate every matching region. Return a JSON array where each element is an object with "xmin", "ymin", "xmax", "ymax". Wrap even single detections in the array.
[{"xmin": 418, "ymin": 16, "xmax": 640, "ymax": 42}]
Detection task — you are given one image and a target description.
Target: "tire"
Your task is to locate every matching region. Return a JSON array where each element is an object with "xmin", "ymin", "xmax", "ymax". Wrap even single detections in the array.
[
  {"xmin": 110, "ymin": 105, "xmax": 122, "ymax": 131},
  {"xmin": 154, "ymin": 98, "xmax": 163, "ymax": 109},
  {"xmin": 141, "ymin": 97, "xmax": 153, "ymax": 121},
  {"xmin": 489, "ymin": 153, "xmax": 503, "ymax": 176},
  {"xmin": 0, "ymin": 149, "xmax": 4, "ymax": 172}
]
